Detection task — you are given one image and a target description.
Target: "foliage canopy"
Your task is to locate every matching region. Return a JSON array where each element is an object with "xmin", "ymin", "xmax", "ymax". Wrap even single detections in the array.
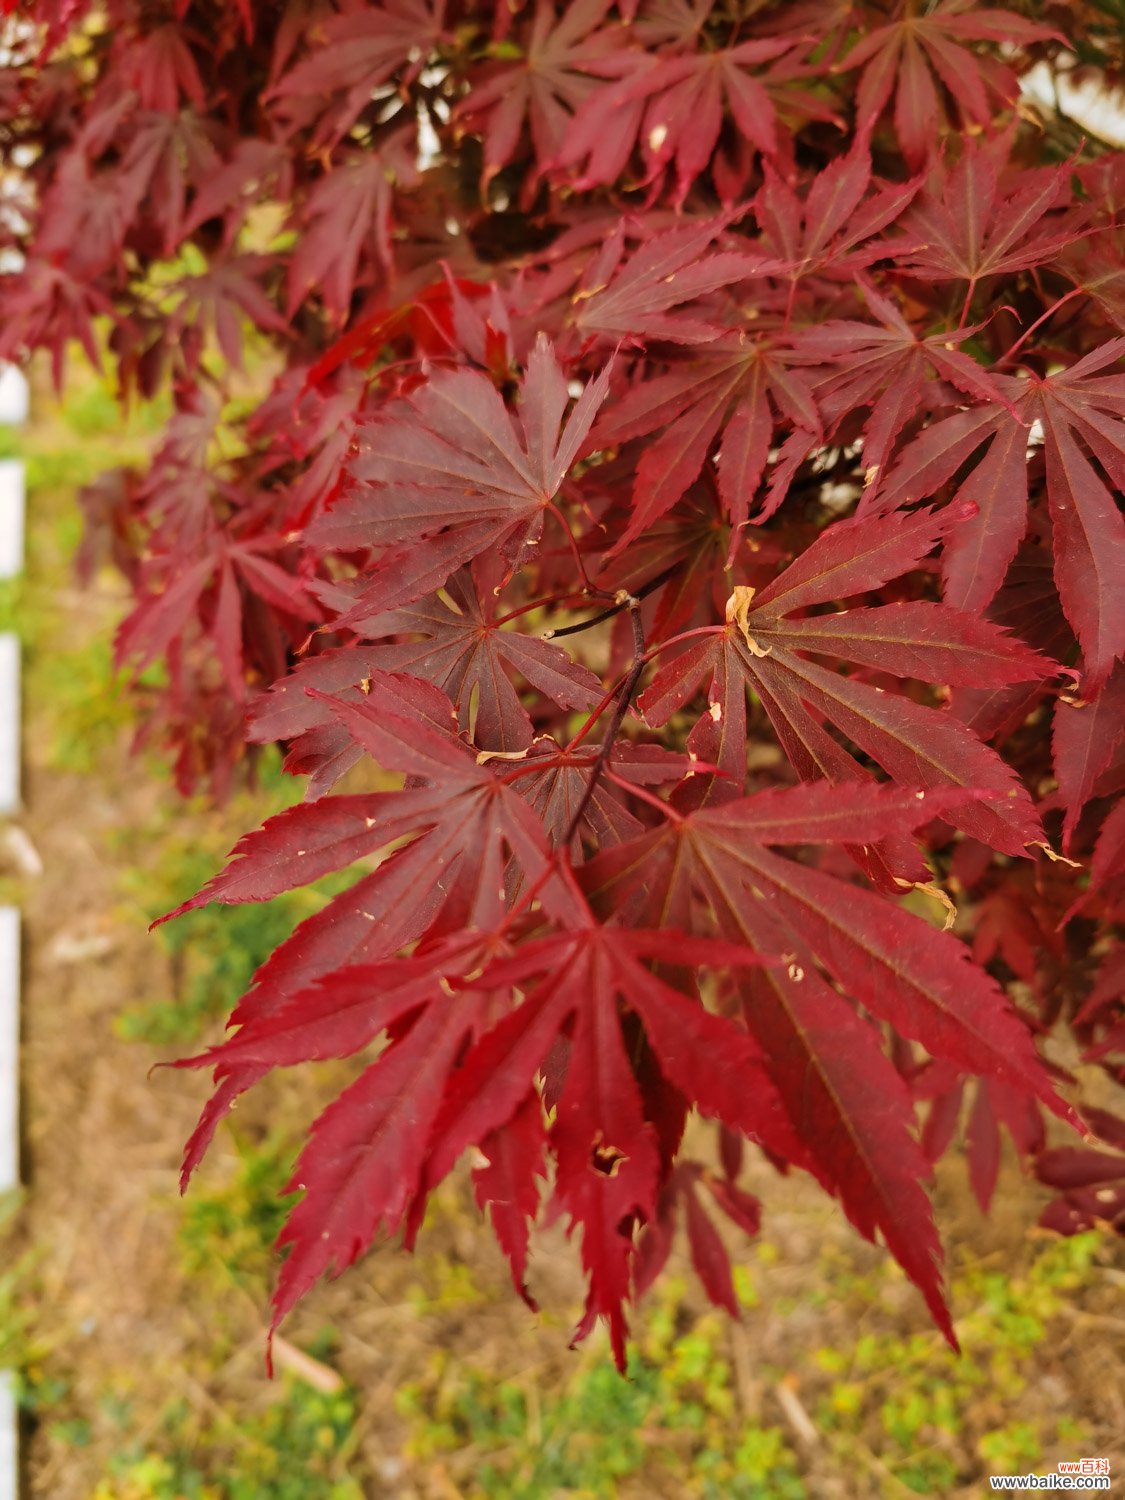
[{"xmin": 2, "ymin": 0, "xmax": 1123, "ymax": 1366}]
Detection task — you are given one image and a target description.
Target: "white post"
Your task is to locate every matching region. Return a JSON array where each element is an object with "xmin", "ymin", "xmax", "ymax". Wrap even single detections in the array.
[
  {"xmin": 0, "ymin": 367, "xmax": 28, "ymax": 427},
  {"xmin": 0, "ymin": 1376, "xmax": 14, "ymax": 1500},
  {"xmin": 0, "ymin": 635, "xmax": 18, "ymax": 818},
  {"xmin": 0, "ymin": 907, "xmax": 17, "ymax": 1500},
  {"xmin": 0, "ymin": 459, "xmax": 25, "ymax": 580},
  {"xmin": 0, "ymin": 908, "xmax": 17, "ymax": 1193},
  {"xmin": 0, "ymin": 358, "xmax": 25, "ymax": 1499}
]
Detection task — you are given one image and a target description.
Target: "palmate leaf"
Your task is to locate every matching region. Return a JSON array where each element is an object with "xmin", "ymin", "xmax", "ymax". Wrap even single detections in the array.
[
  {"xmin": 840, "ymin": 2, "xmax": 1059, "ymax": 167},
  {"xmin": 454, "ymin": 0, "xmax": 623, "ymax": 185},
  {"xmin": 271, "ymin": 0, "xmax": 445, "ymax": 142},
  {"xmin": 414, "ymin": 920, "xmax": 797, "ymax": 1368},
  {"xmin": 161, "ymin": 670, "xmax": 556, "ymax": 1182},
  {"xmin": 115, "ymin": 530, "xmax": 316, "ymax": 700},
  {"xmin": 591, "ymin": 332, "xmax": 821, "ymax": 547},
  {"xmin": 287, "ymin": 138, "xmax": 418, "ymax": 324},
  {"xmin": 750, "ymin": 147, "xmax": 923, "ymax": 286},
  {"xmin": 167, "ymin": 256, "xmax": 290, "ymax": 374},
  {"xmin": 335, "ymin": 566, "xmax": 604, "ymax": 753},
  {"xmin": 175, "ymin": 904, "xmax": 787, "ymax": 1367},
  {"xmin": 640, "ymin": 508, "xmax": 1054, "ymax": 857},
  {"xmin": 559, "ymin": 35, "xmax": 797, "ymax": 203},
  {"xmin": 49, "ymin": 105, "xmax": 224, "ymax": 263},
  {"xmin": 872, "ymin": 339, "xmax": 1125, "ymax": 686},
  {"xmin": 888, "ymin": 143, "xmax": 1080, "ymax": 290},
  {"xmin": 582, "ymin": 779, "xmax": 1077, "ymax": 1344},
  {"xmin": 635, "ymin": 1161, "xmax": 762, "ymax": 1317},
  {"xmin": 570, "ymin": 216, "xmax": 770, "ymax": 345},
  {"xmin": 120, "ymin": 22, "xmax": 206, "ymax": 112},
  {"xmin": 790, "ymin": 280, "xmax": 1009, "ymax": 481},
  {"xmin": 308, "ymin": 334, "xmax": 611, "ymax": 618}
]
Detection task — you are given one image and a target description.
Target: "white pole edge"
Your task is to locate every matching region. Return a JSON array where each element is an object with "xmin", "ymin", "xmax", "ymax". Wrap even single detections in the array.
[
  {"xmin": 0, "ymin": 906, "xmax": 18, "ymax": 1499},
  {"xmin": 0, "ymin": 460, "xmax": 25, "ymax": 581},
  {"xmin": 0, "ymin": 366, "xmax": 28, "ymax": 427},
  {"xmin": 0, "ymin": 907, "xmax": 18, "ymax": 1195},
  {"xmin": 0, "ymin": 1372, "xmax": 15, "ymax": 1500},
  {"xmin": 0, "ymin": 354, "xmax": 25, "ymax": 1500},
  {"xmin": 0, "ymin": 635, "xmax": 18, "ymax": 817}
]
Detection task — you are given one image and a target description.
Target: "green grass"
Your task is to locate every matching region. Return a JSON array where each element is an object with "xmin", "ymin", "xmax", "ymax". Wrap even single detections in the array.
[
  {"xmin": 114, "ymin": 787, "xmax": 362, "ymax": 1046},
  {"xmin": 177, "ymin": 1133, "xmax": 296, "ymax": 1290},
  {"xmin": 396, "ymin": 1298, "xmax": 806, "ymax": 1500},
  {"xmin": 391, "ymin": 1234, "xmax": 1108, "ymax": 1499},
  {"xmin": 91, "ymin": 1379, "xmax": 365, "ymax": 1500},
  {"xmin": 0, "ymin": 366, "xmax": 169, "ymax": 784}
]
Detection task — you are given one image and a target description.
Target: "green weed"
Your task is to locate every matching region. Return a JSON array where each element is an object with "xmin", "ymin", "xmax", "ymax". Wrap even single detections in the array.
[
  {"xmin": 394, "ymin": 1233, "xmax": 1111, "ymax": 1499},
  {"xmin": 92, "ymin": 1379, "xmax": 365, "ymax": 1500},
  {"xmin": 116, "ymin": 811, "xmax": 357, "ymax": 1047},
  {"xmin": 397, "ymin": 1288, "xmax": 805, "ymax": 1499},
  {"xmin": 177, "ymin": 1134, "xmax": 296, "ymax": 1289}
]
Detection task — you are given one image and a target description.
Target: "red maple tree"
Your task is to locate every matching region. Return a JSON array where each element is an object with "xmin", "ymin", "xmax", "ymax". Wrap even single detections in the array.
[{"xmin": 2, "ymin": 0, "xmax": 1123, "ymax": 1368}]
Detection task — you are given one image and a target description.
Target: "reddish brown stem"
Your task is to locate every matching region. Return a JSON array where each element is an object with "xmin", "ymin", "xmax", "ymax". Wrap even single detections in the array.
[
  {"xmin": 996, "ymin": 287, "xmax": 1084, "ymax": 368},
  {"xmin": 561, "ymin": 597, "xmax": 648, "ymax": 848}
]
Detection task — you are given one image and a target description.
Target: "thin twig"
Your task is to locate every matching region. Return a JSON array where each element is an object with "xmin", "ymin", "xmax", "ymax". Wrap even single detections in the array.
[
  {"xmin": 545, "ymin": 501, "xmax": 604, "ymax": 597},
  {"xmin": 543, "ymin": 560, "xmax": 686, "ymax": 641},
  {"xmin": 561, "ymin": 594, "xmax": 647, "ymax": 847},
  {"xmin": 494, "ymin": 589, "xmax": 592, "ymax": 626},
  {"xmin": 774, "ymin": 1376, "xmax": 820, "ymax": 1450},
  {"xmin": 996, "ymin": 286, "xmax": 1084, "ymax": 368},
  {"xmin": 546, "ymin": 598, "xmax": 634, "ymax": 639},
  {"xmin": 271, "ymin": 1333, "xmax": 345, "ymax": 1393}
]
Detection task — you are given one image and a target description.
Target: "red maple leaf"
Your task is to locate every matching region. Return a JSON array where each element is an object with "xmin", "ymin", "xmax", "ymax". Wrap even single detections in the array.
[
  {"xmin": 634, "ymin": 1160, "xmax": 762, "ymax": 1317},
  {"xmin": 751, "ymin": 147, "xmax": 923, "ymax": 290},
  {"xmin": 455, "ymin": 0, "xmax": 624, "ymax": 189},
  {"xmin": 416, "ymin": 916, "xmax": 795, "ymax": 1367},
  {"xmin": 309, "ymin": 334, "xmax": 612, "ymax": 618},
  {"xmin": 790, "ymin": 280, "xmax": 1010, "ymax": 482},
  {"xmin": 840, "ymin": 2, "xmax": 1059, "ymax": 167},
  {"xmin": 341, "ymin": 567, "xmax": 603, "ymax": 751},
  {"xmin": 873, "ymin": 339, "xmax": 1125, "ymax": 686},
  {"xmin": 560, "ymin": 33, "xmax": 797, "ymax": 203},
  {"xmin": 287, "ymin": 136, "xmax": 419, "ymax": 323},
  {"xmin": 271, "ymin": 0, "xmax": 445, "ymax": 144},
  {"xmin": 888, "ymin": 141, "xmax": 1083, "ymax": 313},
  {"xmin": 641, "ymin": 507, "xmax": 1054, "ymax": 860},
  {"xmin": 592, "ymin": 331, "xmax": 821, "ymax": 549},
  {"xmin": 582, "ymin": 778, "xmax": 1076, "ymax": 1345},
  {"xmin": 115, "ymin": 528, "xmax": 315, "ymax": 699}
]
